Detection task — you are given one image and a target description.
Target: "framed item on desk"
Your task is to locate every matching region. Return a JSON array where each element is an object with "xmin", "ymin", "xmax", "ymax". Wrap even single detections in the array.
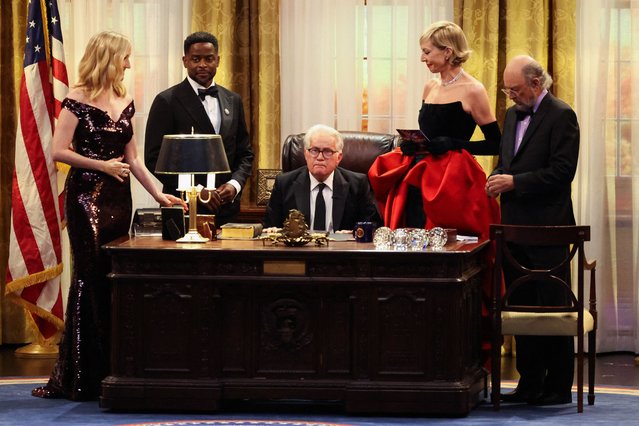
[{"xmin": 256, "ymin": 169, "xmax": 281, "ymax": 206}]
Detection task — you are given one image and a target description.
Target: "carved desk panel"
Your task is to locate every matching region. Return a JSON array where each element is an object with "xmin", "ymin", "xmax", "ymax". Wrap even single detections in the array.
[{"xmin": 101, "ymin": 237, "xmax": 489, "ymax": 416}]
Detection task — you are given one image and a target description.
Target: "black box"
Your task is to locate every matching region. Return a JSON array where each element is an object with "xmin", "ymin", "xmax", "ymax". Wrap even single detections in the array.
[{"xmin": 161, "ymin": 207, "xmax": 186, "ymax": 240}]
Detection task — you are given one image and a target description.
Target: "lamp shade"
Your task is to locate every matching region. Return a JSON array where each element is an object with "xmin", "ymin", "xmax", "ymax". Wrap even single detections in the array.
[{"xmin": 154, "ymin": 134, "xmax": 231, "ymax": 174}]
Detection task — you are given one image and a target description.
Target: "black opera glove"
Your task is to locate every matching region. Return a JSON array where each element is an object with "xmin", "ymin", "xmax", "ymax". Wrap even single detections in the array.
[
  {"xmin": 424, "ymin": 121, "xmax": 502, "ymax": 156},
  {"xmin": 399, "ymin": 139, "xmax": 428, "ymax": 156},
  {"xmin": 426, "ymin": 136, "xmax": 462, "ymax": 155}
]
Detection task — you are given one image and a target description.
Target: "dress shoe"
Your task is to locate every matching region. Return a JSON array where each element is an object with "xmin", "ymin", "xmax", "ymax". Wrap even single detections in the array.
[
  {"xmin": 500, "ymin": 387, "xmax": 542, "ymax": 404},
  {"xmin": 32, "ymin": 385, "xmax": 64, "ymax": 399},
  {"xmin": 533, "ymin": 391, "xmax": 572, "ymax": 406}
]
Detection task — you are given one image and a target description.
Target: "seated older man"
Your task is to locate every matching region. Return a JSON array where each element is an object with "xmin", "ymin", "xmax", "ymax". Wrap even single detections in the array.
[{"xmin": 264, "ymin": 124, "xmax": 381, "ymax": 231}]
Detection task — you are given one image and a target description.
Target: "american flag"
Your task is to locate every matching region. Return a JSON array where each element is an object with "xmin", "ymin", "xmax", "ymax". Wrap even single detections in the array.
[{"xmin": 4, "ymin": 0, "xmax": 69, "ymax": 342}]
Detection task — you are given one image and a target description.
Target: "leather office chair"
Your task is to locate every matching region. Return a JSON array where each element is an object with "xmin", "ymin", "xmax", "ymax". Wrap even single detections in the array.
[
  {"xmin": 490, "ymin": 224, "xmax": 597, "ymax": 413},
  {"xmin": 281, "ymin": 131, "xmax": 400, "ymax": 174}
]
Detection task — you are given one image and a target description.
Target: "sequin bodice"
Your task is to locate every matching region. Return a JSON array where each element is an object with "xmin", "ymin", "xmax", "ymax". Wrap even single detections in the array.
[{"xmin": 63, "ymin": 98, "xmax": 134, "ymax": 160}]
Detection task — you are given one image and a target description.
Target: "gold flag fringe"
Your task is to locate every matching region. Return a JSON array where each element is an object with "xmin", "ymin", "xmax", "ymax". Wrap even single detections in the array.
[{"xmin": 4, "ymin": 263, "xmax": 65, "ymax": 344}]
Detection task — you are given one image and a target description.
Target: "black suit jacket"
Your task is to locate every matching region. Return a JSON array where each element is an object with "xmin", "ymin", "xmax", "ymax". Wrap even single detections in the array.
[
  {"xmin": 144, "ymin": 79, "xmax": 254, "ymax": 223},
  {"xmin": 264, "ymin": 166, "xmax": 382, "ymax": 230},
  {"xmin": 492, "ymin": 92, "xmax": 579, "ymax": 226}
]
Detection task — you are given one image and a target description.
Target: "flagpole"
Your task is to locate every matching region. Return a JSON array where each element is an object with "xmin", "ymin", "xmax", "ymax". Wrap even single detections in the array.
[{"xmin": 6, "ymin": 0, "xmax": 68, "ymax": 358}]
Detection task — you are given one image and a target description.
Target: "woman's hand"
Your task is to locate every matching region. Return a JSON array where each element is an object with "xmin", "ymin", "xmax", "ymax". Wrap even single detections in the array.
[
  {"xmin": 157, "ymin": 194, "xmax": 188, "ymax": 211},
  {"xmin": 103, "ymin": 156, "xmax": 131, "ymax": 182}
]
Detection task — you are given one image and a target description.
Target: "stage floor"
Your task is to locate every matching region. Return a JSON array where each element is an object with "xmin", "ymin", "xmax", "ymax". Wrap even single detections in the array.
[{"xmin": 1, "ymin": 344, "xmax": 638, "ymax": 387}]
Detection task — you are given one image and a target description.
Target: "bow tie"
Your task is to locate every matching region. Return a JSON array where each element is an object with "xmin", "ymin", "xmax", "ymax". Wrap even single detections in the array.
[
  {"xmin": 515, "ymin": 108, "xmax": 534, "ymax": 121},
  {"xmin": 198, "ymin": 86, "xmax": 218, "ymax": 101}
]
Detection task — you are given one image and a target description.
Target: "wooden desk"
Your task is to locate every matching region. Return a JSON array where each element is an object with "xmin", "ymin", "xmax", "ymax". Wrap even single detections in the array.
[{"xmin": 100, "ymin": 236, "xmax": 489, "ymax": 416}]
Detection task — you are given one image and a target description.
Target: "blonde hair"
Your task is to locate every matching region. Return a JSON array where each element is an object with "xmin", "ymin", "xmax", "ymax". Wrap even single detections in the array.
[
  {"xmin": 75, "ymin": 31, "xmax": 131, "ymax": 100},
  {"xmin": 420, "ymin": 21, "xmax": 471, "ymax": 66}
]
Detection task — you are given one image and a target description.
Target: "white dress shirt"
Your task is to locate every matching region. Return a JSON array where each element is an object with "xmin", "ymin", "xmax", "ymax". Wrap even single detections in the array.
[
  {"xmin": 184, "ymin": 76, "xmax": 241, "ymax": 197},
  {"xmin": 186, "ymin": 76, "xmax": 221, "ymax": 133},
  {"xmin": 309, "ymin": 172, "xmax": 335, "ymax": 232}
]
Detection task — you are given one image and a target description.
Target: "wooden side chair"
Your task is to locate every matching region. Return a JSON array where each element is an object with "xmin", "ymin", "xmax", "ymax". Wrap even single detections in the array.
[{"xmin": 490, "ymin": 224, "xmax": 597, "ymax": 413}]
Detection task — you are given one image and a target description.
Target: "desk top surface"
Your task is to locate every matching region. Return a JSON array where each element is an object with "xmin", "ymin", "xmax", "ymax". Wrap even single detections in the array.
[{"xmin": 104, "ymin": 235, "xmax": 488, "ymax": 255}]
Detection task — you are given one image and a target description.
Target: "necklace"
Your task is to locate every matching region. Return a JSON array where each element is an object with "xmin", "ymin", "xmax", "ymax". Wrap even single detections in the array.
[{"xmin": 441, "ymin": 68, "xmax": 464, "ymax": 87}]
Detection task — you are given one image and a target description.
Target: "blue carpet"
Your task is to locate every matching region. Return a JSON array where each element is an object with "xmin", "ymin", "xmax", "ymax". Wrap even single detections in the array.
[{"xmin": 1, "ymin": 378, "xmax": 637, "ymax": 425}]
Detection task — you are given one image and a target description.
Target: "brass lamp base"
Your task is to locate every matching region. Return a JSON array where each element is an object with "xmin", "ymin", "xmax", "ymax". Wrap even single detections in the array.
[
  {"xmin": 14, "ymin": 342, "xmax": 59, "ymax": 359},
  {"xmin": 176, "ymin": 229, "xmax": 209, "ymax": 243},
  {"xmin": 175, "ymin": 185, "xmax": 209, "ymax": 243}
]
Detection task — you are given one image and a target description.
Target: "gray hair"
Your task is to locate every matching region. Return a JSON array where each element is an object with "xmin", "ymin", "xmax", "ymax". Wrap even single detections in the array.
[
  {"xmin": 522, "ymin": 60, "xmax": 553, "ymax": 90},
  {"xmin": 303, "ymin": 124, "xmax": 344, "ymax": 151}
]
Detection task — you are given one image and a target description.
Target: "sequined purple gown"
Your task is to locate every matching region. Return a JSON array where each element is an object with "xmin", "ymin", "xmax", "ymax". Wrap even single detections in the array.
[{"xmin": 46, "ymin": 98, "xmax": 134, "ymax": 400}]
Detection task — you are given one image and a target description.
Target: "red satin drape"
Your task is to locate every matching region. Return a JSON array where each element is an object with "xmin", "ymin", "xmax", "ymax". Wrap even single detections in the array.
[{"xmin": 368, "ymin": 148, "xmax": 500, "ymax": 238}]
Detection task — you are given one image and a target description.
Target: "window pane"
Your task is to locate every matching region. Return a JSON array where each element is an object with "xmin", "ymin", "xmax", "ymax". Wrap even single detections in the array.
[
  {"xmin": 367, "ymin": 118, "xmax": 392, "ymax": 134},
  {"xmin": 367, "ymin": 58, "xmax": 391, "ymax": 118},
  {"xmin": 393, "ymin": 7, "xmax": 409, "ymax": 59},
  {"xmin": 619, "ymin": 120, "xmax": 632, "ymax": 176},
  {"xmin": 619, "ymin": 62, "xmax": 632, "ymax": 119},
  {"xmin": 369, "ymin": 5, "xmax": 392, "ymax": 57},
  {"xmin": 606, "ymin": 49, "xmax": 618, "ymax": 119},
  {"xmin": 605, "ymin": 119, "xmax": 618, "ymax": 175},
  {"xmin": 619, "ymin": 8, "xmax": 631, "ymax": 58},
  {"xmin": 392, "ymin": 60, "xmax": 408, "ymax": 125}
]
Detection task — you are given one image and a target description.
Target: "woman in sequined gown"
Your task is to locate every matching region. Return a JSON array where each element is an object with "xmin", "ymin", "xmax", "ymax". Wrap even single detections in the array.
[{"xmin": 32, "ymin": 32, "xmax": 185, "ymax": 401}]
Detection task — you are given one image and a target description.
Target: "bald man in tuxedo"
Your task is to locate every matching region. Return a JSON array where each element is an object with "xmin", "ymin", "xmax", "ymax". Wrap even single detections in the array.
[{"xmin": 487, "ymin": 55, "xmax": 580, "ymax": 406}]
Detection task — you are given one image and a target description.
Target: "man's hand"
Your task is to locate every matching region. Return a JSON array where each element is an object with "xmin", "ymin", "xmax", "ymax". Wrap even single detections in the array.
[
  {"xmin": 216, "ymin": 183, "xmax": 237, "ymax": 204},
  {"xmin": 486, "ymin": 174, "xmax": 514, "ymax": 197},
  {"xmin": 201, "ymin": 188, "xmax": 223, "ymax": 213}
]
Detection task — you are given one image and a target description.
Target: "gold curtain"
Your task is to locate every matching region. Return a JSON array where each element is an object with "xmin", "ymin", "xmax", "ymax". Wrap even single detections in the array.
[
  {"xmin": 454, "ymin": 0, "xmax": 576, "ymax": 174},
  {"xmin": 191, "ymin": 0, "xmax": 281, "ymax": 206},
  {"xmin": 0, "ymin": 0, "xmax": 35, "ymax": 344}
]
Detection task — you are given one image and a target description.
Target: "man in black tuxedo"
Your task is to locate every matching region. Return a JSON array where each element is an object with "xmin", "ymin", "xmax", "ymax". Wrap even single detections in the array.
[
  {"xmin": 145, "ymin": 31, "xmax": 254, "ymax": 225},
  {"xmin": 264, "ymin": 124, "xmax": 381, "ymax": 231},
  {"xmin": 486, "ymin": 55, "xmax": 580, "ymax": 406}
]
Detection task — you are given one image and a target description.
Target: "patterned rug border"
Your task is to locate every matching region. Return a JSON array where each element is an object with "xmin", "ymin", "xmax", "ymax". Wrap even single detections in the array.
[
  {"xmin": 2, "ymin": 376, "xmax": 639, "ymax": 397},
  {"xmin": 118, "ymin": 421, "xmax": 353, "ymax": 426}
]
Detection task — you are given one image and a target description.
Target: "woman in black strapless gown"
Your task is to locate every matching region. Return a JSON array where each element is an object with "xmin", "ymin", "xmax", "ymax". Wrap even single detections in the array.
[
  {"xmin": 32, "ymin": 31, "xmax": 184, "ymax": 401},
  {"xmin": 407, "ymin": 21, "xmax": 502, "ymax": 228},
  {"xmin": 369, "ymin": 21, "xmax": 502, "ymax": 368},
  {"xmin": 370, "ymin": 20, "xmax": 502, "ymax": 231},
  {"xmin": 417, "ymin": 21, "xmax": 501, "ymax": 157}
]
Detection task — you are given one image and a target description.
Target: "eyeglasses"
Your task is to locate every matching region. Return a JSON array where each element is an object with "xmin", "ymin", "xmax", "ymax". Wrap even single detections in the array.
[
  {"xmin": 307, "ymin": 147, "xmax": 338, "ymax": 158},
  {"xmin": 501, "ymin": 87, "xmax": 522, "ymax": 97}
]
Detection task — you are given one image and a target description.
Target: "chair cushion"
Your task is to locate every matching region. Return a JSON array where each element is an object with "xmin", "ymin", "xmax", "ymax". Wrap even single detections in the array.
[{"xmin": 502, "ymin": 310, "xmax": 595, "ymax": 336}]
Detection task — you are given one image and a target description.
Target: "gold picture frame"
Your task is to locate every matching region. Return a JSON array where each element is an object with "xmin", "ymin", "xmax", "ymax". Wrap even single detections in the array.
[{"xmin": 256, "ymin": 169, "xmax": 281, "ymax": 206}]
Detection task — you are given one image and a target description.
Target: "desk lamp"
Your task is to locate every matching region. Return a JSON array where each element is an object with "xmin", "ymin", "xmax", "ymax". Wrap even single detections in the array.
[{"xmin": 155, "ymin": 134, "xmax": 230, "ymax": 243}]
